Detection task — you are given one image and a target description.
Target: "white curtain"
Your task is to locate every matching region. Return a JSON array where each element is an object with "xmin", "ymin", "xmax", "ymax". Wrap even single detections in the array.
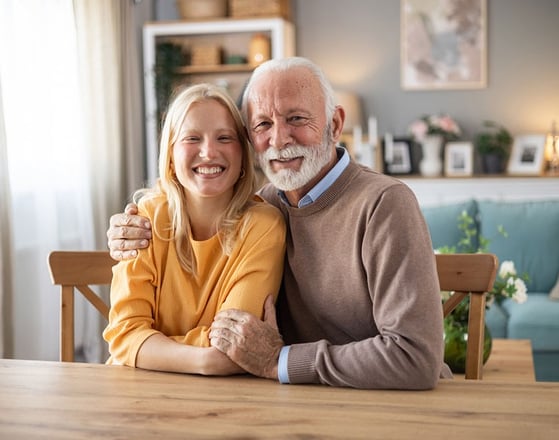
[
  {"xmin": 73, "ymin": 0, "xmax": 144, "ymax": 241},
  {"xmin": 0, "ymin": 0, "xmax": 144, "ymax": 361},
  {"xmin": 0, "ymin": 80, "xmax": 14, "ymax": 358}
]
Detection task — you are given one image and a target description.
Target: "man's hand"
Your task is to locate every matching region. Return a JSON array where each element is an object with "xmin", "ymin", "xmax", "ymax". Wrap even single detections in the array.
[
  {"xmin": 107, "ymin": 203, "xmax": 152, "ymax": 260},
  {"xmin": 210, "ymin": 295, "xmax": 283, "ymax": 380}
]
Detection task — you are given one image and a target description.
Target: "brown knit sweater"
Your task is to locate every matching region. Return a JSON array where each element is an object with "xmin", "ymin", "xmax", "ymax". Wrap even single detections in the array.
[{"xmin": 260, "ymin": 160, "xmax": 450, "ymax": 389}]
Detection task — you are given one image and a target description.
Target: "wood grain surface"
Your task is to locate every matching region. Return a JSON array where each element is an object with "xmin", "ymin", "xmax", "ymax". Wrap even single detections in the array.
[{"xmin": 1, "ymin": 352, "xmax": 557, "ymax": 439}]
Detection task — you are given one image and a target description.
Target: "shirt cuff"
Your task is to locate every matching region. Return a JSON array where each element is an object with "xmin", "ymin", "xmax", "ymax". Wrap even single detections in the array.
[{"xmin": 278, "ymin": 345, "xmax": 291, "ymax": 384}]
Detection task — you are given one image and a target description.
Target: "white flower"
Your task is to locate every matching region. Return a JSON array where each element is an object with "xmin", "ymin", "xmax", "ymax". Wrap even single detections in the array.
[
  {"xmin": 510, "ymin": 278, "xmax": 528, "ymax": 304},
  {"xmin": 499, "ymin": 260, "xmax": 517, "ymax": 278}
]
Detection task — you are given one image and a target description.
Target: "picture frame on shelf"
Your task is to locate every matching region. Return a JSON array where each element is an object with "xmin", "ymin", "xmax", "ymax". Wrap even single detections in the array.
[
  {"xmin": 507, "ymin": 134, "xmax": 547, "ymax": 175},
  {"xmin": 445, "ymin": 142, "xmax": 474, "ymax": 177},
  {"xmin": 400, "ymin": 0, "xmax": 487, "ymax": 90},
  {"xmin": 383, "ymin": 138, "xmax": 413, "ymax": 175}
]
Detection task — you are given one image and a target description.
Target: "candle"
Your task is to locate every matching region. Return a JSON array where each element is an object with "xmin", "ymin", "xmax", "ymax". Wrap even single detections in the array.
[
  {"xmin": 384, "ymin": 132, "xmax": 394, "ymax": 164},
  {"xmin": 368, "ymin": 116, "xmax": 378, "ymax": 146}
]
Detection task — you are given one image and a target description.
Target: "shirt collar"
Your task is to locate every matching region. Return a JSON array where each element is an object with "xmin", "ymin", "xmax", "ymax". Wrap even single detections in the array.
[{"xmin": 278, "ymin": 146, "xmax": 350, "ymax": 208}]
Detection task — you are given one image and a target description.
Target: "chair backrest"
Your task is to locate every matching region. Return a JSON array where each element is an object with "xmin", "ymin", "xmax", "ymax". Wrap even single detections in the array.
[
  {"xmin": 435, "ymin": 253, "xmax": 498, "ymax": 380},
  {"xmin": 47, "ymin": 250, "xmax": 117, "ymax": 362}
]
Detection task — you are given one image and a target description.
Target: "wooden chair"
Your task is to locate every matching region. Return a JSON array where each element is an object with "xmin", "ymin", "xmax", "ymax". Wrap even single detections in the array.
[
  {"xmin": 436, "ymin": 253, "xmax": 498, "ymax": 380},
  {"xmin": 47, "ymin": 251, "xmax": 117, "ymax": 362}
]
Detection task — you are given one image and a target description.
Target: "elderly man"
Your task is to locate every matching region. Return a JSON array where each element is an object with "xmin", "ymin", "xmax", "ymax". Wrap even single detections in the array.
[{"xmin": 108, "ymin": 57, "xmax": 450, "ymax": 389}]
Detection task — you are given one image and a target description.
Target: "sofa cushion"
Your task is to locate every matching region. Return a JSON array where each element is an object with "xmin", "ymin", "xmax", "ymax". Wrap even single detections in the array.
[
  {"xmin": 477, "ymin": 199, "xmax": 559, "ymax": 292},
  {"xmin": 550, "ymin": 272, "xmax": 559, "ymax": 300},
  {"xmin": 485, "ymin": 303, "xmax": 508, "ymax": 338},
  {"xmin": 533, "ymin": 352, "xmax": 559, "ymax": 381},
  {"xmin": 502, "ymin": 293, "xmax": 559, "ymax": 351},
  {"xmin": 421, "ymin": 200, "xmax": 477, "ymax": 251}
]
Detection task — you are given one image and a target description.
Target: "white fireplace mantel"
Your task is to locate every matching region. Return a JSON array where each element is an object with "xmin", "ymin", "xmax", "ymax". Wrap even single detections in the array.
[{"xmin": 398, "ymin": 176, "xmax": 559, "ymax": 207}]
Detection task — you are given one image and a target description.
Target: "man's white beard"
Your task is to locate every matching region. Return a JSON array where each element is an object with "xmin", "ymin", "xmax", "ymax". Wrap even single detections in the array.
[{"xmin": 257, "ymin": 134, "xmax": 333, "ymax": 192}]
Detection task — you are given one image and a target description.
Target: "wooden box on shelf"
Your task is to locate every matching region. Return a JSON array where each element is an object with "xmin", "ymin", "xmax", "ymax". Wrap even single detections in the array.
[
  {"xmin": 177, "ymin": 0, "xmax": 227, "ymax": 20},
  {"xmin": 190, "ymin": 45, "xmax": 222, "ymax": 67},
  {"xmin": 229, "ymin": 0, "xmax": 291, "ymax": 20}
]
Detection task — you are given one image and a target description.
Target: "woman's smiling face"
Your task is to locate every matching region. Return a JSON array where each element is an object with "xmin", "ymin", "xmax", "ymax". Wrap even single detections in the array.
[{"xmin": 172, "ymin": 99, "xmax": 243, "ymax": 202}]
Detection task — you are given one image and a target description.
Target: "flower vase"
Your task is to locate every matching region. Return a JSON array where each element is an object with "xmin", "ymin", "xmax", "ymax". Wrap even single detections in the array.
[
  {"xmin": 419, "ymin": 135, "xmax": 443, "ymax": 177},
  {"xmin": 443, "ymin": 317, "xmax": 493, "ymax": 374}
]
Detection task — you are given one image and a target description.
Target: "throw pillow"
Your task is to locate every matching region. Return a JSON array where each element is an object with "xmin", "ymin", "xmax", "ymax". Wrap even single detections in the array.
[
  {"xmin": 550, "ymin": 272, "xmax": 559, "ymax": 301},
  {"xmin": 478, "ymin": 199, "xmax": 559, "ymax": 293}
]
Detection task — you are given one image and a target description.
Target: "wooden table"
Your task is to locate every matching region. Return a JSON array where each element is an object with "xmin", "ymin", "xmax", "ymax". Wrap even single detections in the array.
[
  {"xmin": 1, "ymin": 358, "xmax": 558, "ymax": 439},
  {"xmin": 456, "ymin": 338, "xmax": 535, "ymax": 382}
]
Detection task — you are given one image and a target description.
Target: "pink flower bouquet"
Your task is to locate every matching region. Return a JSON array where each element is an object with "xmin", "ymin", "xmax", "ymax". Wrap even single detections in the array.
[{"xmin": 409, "ymin": 114, "xmax": 461, "ymax": 142}]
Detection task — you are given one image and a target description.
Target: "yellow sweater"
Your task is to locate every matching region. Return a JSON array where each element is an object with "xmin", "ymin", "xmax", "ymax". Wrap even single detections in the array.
[{"xmin": 103, "ymin": 194, "xmax": 286, "ymax": 367}]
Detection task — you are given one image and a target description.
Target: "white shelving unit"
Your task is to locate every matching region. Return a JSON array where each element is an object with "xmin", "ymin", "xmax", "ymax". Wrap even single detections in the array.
[
  {"xmin": 399, "ymin": 176, "xmax": 559, "ymax": 206},
  {"xmin": 142, "ymin": 18, "xmax": 295, "ymax": 184}
]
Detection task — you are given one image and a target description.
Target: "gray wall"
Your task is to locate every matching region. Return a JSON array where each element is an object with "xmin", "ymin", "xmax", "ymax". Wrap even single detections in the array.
[
  {"xmin": 154, "ymin": 0, "xmax": 559, "ymax": 142},
  {"xmin": 292, "ymin": 0, "xmax": 559, "ymax": 141}
]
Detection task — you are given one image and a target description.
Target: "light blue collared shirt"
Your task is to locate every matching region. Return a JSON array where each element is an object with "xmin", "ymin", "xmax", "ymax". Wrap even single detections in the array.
[{"xmin": 277, "ymin": 147, "xmax": 350, "ymax": 384}]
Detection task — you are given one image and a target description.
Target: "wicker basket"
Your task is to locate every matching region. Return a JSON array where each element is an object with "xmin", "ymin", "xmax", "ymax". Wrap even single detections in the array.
[
  {"xmin": 190, "ymin": 45, "xmax": 222, "ymax": 66},
  {"xmin": 176, "ymin": 0, "xmax": 227, "ymax": 20},
  {"xmin": 229, "ymin": 0, "xmax": 291, "ymax": 20}
]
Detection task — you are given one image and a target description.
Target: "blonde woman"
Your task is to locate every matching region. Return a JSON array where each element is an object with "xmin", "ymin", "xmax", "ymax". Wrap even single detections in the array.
[{"xmin": 103, "ymin": 84, "xmax": 286, "ymax": 375}]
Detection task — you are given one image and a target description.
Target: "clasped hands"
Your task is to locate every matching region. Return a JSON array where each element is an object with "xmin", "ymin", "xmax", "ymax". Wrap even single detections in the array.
[{"xmin": 210, "ymin": 295, "xmax": 284, "ymax": 380}]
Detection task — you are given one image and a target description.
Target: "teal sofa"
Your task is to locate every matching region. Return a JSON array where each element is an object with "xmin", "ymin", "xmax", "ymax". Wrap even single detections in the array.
[{"xmin": 421, "ymin": 198, "xmax": 559, "ymax": 382}]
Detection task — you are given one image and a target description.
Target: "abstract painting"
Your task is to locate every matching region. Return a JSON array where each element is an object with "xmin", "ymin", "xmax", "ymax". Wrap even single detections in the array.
[{"xmin": 401, "ymin": 0, "xmax": 487, "ymax": 90}]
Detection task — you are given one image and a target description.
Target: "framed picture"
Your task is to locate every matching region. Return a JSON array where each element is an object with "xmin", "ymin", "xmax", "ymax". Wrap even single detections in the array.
[
  {"xmin": 383, "ymin": 138, "xmax": 413, "ymax": 175},
  {"xmin": 401, "ymin": 0, "xmax": 487, "ymax": 90},
  {"xmin": 445, "ymin": 142, "xmax": 473, "ymax": 177},
  {"xmin": 507, "ymin": 134, "xmax": 547, "ymax": 175}
]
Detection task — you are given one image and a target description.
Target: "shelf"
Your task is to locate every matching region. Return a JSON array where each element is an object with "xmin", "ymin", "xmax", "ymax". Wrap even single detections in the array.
[
  {"xmin": 175, "ymin": 63, "xmax": 253, "ymax": 74},
  {"xmin": 399, "ymin": 173, "xmax": 559, "ymax": 180},
  {"xmin": 398, "ymin": 175, "xmax": 559, "ymax": 206},
  {"xmin": 142, "ymin": 18, "xmax": 295, "ymax": 184}
]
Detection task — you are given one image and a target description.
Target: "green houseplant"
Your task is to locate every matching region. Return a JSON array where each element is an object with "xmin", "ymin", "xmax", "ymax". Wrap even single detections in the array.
[
  {"xmin": 154, "ymin": 42, "xmax": 185, "ymax": 127},
  {"xmin": 474, "ymin": 121, "xmax": 513, "ymax": 174}
]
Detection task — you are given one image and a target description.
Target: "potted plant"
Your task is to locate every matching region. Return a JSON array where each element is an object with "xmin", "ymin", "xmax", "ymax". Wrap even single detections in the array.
[
  {"xmin": 474, "ymin": 121, "xmax": 513, "ymax": 174},
  {"xmin": 154, "ymin": 42, "xmax": 185, "ymax": 127}
]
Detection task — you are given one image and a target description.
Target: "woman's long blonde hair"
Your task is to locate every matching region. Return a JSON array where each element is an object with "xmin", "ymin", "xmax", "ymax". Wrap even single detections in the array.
[{"xmin": 136, "ymin": 83, "xmax": 257, "ymax": 275}]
